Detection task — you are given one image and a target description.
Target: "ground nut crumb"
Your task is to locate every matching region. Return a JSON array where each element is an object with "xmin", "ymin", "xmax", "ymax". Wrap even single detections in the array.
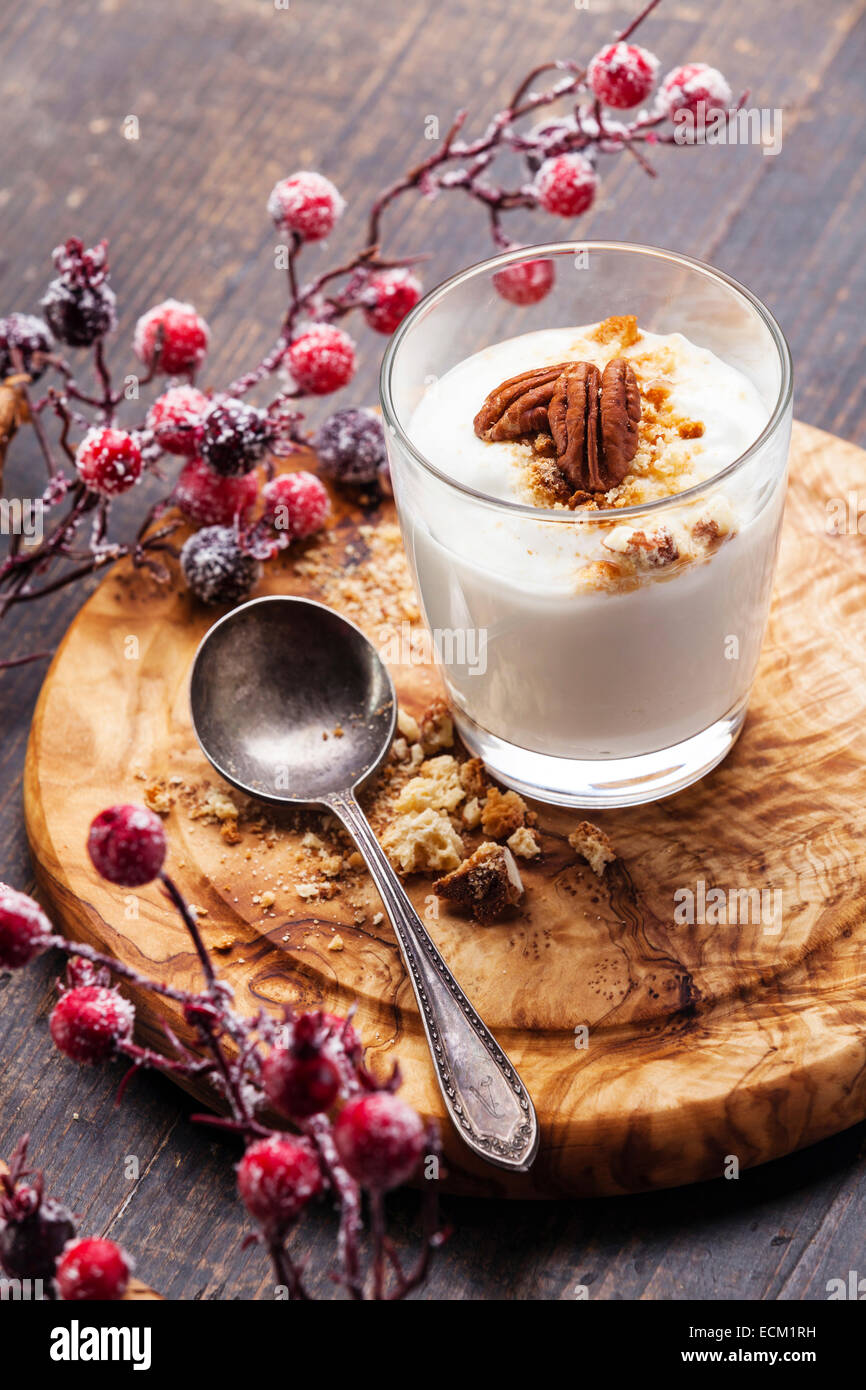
[
  {"xmin": 481, "ymin": 786, "xmax": 527, "ymax": 839},
  {"xmin": 568, "ymin": 821, "xmax": 617, "ymax": 876}
]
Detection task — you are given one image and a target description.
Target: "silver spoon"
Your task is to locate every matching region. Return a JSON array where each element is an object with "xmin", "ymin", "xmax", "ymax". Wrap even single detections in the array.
[{"xmin": 189, "ymin": 595, "xmax": 538, "ymax": 1174}]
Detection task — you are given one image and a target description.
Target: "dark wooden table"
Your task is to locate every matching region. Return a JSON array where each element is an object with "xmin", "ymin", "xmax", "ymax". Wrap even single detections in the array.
[{"xmin": 2, "ymin": 0, "xmax": 865, "ymax": 1300}]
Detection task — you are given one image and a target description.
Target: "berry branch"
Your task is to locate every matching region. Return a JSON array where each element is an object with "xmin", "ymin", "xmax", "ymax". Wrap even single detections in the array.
[
  {"xmin": 0, "ymin": 1, "xmax": 742, "ymax": 669},
  {"xmin": 0, "ymin": 804, "xmax": 448, "ymax": 1300}
]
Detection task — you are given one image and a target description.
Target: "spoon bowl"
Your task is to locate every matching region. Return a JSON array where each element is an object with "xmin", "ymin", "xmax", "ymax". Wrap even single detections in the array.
[
  {"xmin": 189, "ymin": 594, "xmax": 538, "ymax": 1174},
  {"xmin": 189, "ymin": 597, "xmax": 396, "ymax": 805}
]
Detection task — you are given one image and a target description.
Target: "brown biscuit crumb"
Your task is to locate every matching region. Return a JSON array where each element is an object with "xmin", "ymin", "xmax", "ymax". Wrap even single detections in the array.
[
  {"xmin": 459, "ymin": 757, "xmax": 488, "ymax": 800},
  {"xmin": 481, "ymin": 786, "xmax": 527, "ymax": 840},
  {"xmin": 418, "ymin": 697, "xmax": 454, "ymax": 754},
  {"xmin": 568, "ymin": 821, "xmax": 617, "ymax": 877},
  {"xmin": 434, "ymin": 841, "xmax": 524, "ymax": 924},
  {"xmin": 590, "ymin": 314, "xmax": 641, "ymax": 349}
]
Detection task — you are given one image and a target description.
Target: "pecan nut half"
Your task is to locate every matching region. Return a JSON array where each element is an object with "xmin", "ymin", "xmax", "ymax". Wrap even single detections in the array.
[
  {"xmin": 549, "ymin": 362, "xmax": 602, "ymax": 491},
  {"xmin": 473, "ymin": 363, "xmax": 572, "ymax": 442},
  {"xmin": 599, "ymin": 357, "xmax": 641, "ymax": 486}
]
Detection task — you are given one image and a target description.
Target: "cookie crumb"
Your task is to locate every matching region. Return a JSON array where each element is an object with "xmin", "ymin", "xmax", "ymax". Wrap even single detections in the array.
[
  {"xmin": 418, "ymin": 697, "xmax": 454, "ymax": 753},
  {"xmin": 507, "ymin": 826, "xmax": 541, "ymax": 859},
  {"xmin": 381, "ymin": 808, "xmax": 464, "ymax": 875},
  {"xmin": 568, "ymin": 821, "xmax": 617, "ymax": 876},
  {"xmin": 327, "ymin": 934, "xmax": 345, "ymax": 952},
  {"xmin": 481, "ymin": 786, "xmax": 527, "ymax": 840},
  {"xmin": 434, "ymin": 842, "xmax": 524, "ymax": 924}
]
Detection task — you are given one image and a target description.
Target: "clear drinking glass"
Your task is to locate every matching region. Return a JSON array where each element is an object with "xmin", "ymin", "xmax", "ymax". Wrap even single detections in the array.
[{"xmin": 379, "ymin": 242, "xmax": 793, "ymax": 808}]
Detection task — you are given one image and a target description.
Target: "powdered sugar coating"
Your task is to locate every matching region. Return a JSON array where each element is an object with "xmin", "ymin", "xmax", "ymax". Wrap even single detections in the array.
[
  {"xmin": 0, "ymin": 884, "xmax": 53, "ymax": 968},
  {"xmin": 41, "ymin": 239, "xmax": 117, "ymax": 348},
  {"xmin": 287, "ymin": 324, "xmax": 356, "ymax": 395},
  {"xmin": 198, "ymin": 395, "xmax": 270, "ymax": 476},
  {"xmin": 75, "ymin": 427, "xmax": 142, "ymax": 496},
  {"xmin": 262, "ymin": 470, "xmax": 330, "ymax": 539},
  {"xmin": 180, "ymin": 525, "xmax": 262, "ymax": 605},
  {"xmin": 313, "ymin": 406, "xmax": 387, "ymax": 484},
  {"xmin": 0, "ymin": 312, "xmax": 53, "ymax": 380},
  {"xmin": 133, "ymin": 298, "xmax": 209, "ymax": 375},
  {"xmin": 50, "ymin": 985, "xmax": 136, "ymax": 1064},
  {"xmin": 660, "ymin": 63, "xmax": 732, "ymax": 116},
  {"xmin": 533, "ymin": 153, "xmax": 597, "ymax": 218},
  {"xmin": 175, "ymin": 457, "xmax": 258, "ymax": 527},
  {"xmin": 267, "ymin": 171, "xmax": 346, "ymax": 242},
  {"xmin": 333, "ymin": 1093, "xmax": 425, "ymax": 1191},
  {"xmin": 147, "ymin": 384, "xmax": 209, "ymax": 456},
  {"xmin": 236, "ymin": 1136, "xmax": 323, "ymax": 1234},
  {"xmin": 588, "ymin": 42, "xmax": 659, "ymax": 109}
]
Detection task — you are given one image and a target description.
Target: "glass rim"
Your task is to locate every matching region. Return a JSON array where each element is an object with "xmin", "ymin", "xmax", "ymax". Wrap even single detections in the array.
[{"xmin": 378, "ymin": 240, "xmax": 794, "ymax": 525}]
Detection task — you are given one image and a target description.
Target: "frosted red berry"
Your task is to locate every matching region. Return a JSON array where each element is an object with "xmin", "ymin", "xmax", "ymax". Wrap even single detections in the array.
[
  {"xmin": 588, "ymin": 42, "xmax": 659, "ymax": 110},
  {"xmin": 534, "ymin": 154, "xmax": 597, "ymax": 218},
  {"xmin": 493, "ymin": 257, "xmax": 555, "ymax": 306},
  {"xmin": 147, "ymin": 384, "xmax": 209, "ymax": 456},
  {"xmin": 288, "ymin": 325, "xmax": 356, "ymax": 395},
  {"xmin": 267, "ymin": 171, "xmax": 345, "ymax": 243},
  {"xmin": 319, "ymin": 1011, "xmax": 363, "ymax": 1067},
  {"xmin": 55, "ymin": 1237, "xmax": 131, "ymax": 1301},
  {"xmin": 262, "ymin": 471, "xmax": 330, "ymax": 539},
  {"xmin": 237, "ymin": 1137, "xmax": 322, "ymax": 1236},
  {"xmin": 363, "ymin": 269, "xmax": 422, "ymax": 335},
  {"xmin": 334, "ymin": 1093, "xmax": 425, "ymax": 1191},
  {"xmin": 49, "ymin": 985, "xmax": 135, "ymax": 1065},
  {"xmin": 87, "ymin": 804, "xmax": 166, "ymax": 886},
  {"xmin": 198, "ymin": 396, "xmax": 271, "ymax": 476},
  {"xmin": 133, "ymin": 298, "xmax": 209, "ymax": 376},
  {"xmin": 41, "ymin": 238, "xmax": 117, "ymax": 348},
  {"xmin": 0, "ymin": 313, "xmax": 53, "ymax": 381},
  {"xmin": 175, "ymin": 457, "xmax": 258, "ymax": 527},
  {"xmin": 263, "ymin": 1048, "xmax": 341, "ymax": 1120},
  {"xmin": 75, "ymin": 427, "xmax": 142, "ymax": 496},
  {"xmin": 180, "ymin": 525, "xmax": 262, "ymax": 605},
  {"xmin": 0, "ymin": 885, "xmax": 53, "ymax": 969},
  {"xmin": 660, "ymin": 63, "xmax": 732, "ymax": 118}
]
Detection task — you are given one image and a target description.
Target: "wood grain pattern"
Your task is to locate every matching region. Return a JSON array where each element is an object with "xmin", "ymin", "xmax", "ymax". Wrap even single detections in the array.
[{"xmin": 21, "ymin": 420, "xmax": 866, "ymax": 1197}]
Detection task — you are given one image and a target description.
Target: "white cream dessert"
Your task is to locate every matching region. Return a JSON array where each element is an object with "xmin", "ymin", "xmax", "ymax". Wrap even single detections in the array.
[{"xmin": 398, "ymin": 315, "xmax": 786, "ymax": 762}]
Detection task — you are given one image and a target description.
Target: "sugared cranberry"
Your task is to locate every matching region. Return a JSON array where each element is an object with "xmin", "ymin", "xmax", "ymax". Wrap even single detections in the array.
[
  {"xmin": 40, "ymin": 238, "xmax": 117, "ymax": 348},
  {"xmin": 64, "ymin": 956, "xmax": 111, "ymax": 990},
  {"xmin": 659, "ymin": 63, "xmax": 732, "ymax": 119},
  {"xmin": 133, "ymin": 298, "xmax": 209, "ymax": 376},
  {"xmin": 75, "ymin": 427, "xmax": 142, "ymax": 496},
  {"xmin": 493, "ymin": 257, "xmax": 555, "ymax": 306},
  {"xmin": 318, "ymin": 1011, "xmax": 363, "ymax": 1067},
  {"xmin": 0, "ymin": 885, "xmax": 53, "ymax": 969},
  {"xmin": 55, "ymin": 1237, "xmax": 131, "ymax": 1301},
  {"xmin": 267, "ymin": 171, "xmax": 345, "ymax": 243},
  {"xmin": 197, "ymin": 396, "xmax": 271, "ymax": 476},
  {"xmin": 237, "ymin": 1137, "xmax": 322, "ymax": 1237},
  {"xmin": 263, "ymin": 1049, "xmax": 340, "ymax": 1120},
  {"xmin": 363, "ymin": 269, "xmax": 422, "ymax": 335},
  {"xmin": 180, "ymin": 525, "xmax": 261, "ymax": 605},
  {"xmin": 313, "ymin": 407, "xmax": 387, "ymax": 486},
  {"xmin": 0, "ymin": 1192, "xmax": 76, "ymax": 1282},
  {"xmin": 262, "ymin": 471, "xmax": 330, "ymax": 540},
  {"xmin": 175, "ymin": 457, "xmax": 258, "ymax": 527},
  {"xmin": 87, "ymin": 804, "xmax": 166, "ymax": 886},
  {"xmin": 588, "ymin": 42, "xmax": 659, "ymax": 109},
  {"xmin": 147, "ymin": 384, "xmax": 209, "ymax": 456},
  {"xmin": 533, "ymin": 153, "xmax": 597, "ymax": 218},
  {"xmin": 288, "ymin": 325, "xmax": 356, "ymax": 396},
  {"xmin": 334, "ymin": 1093, "xmax": 425, "ymax": 1192},
  {"xmin": 50, "ymin": 985, "xmax": 135, "ymax": 1064},
  {"xmin": 0, "ymin": 313, "xmax": 53, "ymax": 381}
]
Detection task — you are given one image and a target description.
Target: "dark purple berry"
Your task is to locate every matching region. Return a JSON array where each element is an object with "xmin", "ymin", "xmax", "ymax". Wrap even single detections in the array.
[
  {"xmin": 198, "ymin": 396, "xmax": 271, "ymax": 476},
  {"xmin": 40, "ymin": 239, "xmax": 117, "ymax": 348},
  {"xmin": 0, "ymin": 1193, "xmax": 77, "ymax": 1282},
  {"xmin": 312, "ymin": 407, "xmax": 387, "ymax": 486},
  {"xmin": 180, "ymin": 525, "xmax": 261, "ymax": 605},
  {"xmin": 0, "ymin": 313, "xmax": 53, "ymax": 381}
]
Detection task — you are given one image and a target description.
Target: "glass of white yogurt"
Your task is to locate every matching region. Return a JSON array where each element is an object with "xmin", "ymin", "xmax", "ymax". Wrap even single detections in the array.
[{"xmin": 379, "ymin": 242, "xmax": 793, "ymax": 808}]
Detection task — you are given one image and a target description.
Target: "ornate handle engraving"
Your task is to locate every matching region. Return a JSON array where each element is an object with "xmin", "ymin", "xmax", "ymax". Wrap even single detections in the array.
[{"xmin": 328, "ymin": 791, "xmax": 538, "ymax": 1172}]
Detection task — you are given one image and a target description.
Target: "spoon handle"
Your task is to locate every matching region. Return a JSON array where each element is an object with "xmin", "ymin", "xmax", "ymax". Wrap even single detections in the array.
[{"xmin": 327, "ymin": 791, "xmax": 538, "ymax": 1174}]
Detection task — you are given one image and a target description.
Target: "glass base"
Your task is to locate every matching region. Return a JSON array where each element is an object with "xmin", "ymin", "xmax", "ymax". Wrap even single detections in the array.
[{"xmin": 451, "ymin": 697, "xmax": 749, "ymax": 810}]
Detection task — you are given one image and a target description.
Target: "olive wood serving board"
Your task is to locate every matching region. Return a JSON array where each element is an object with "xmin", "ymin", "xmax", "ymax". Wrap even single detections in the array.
[{"xmin": 22, "ymin": 421, "xmax": 866, "ymax": 1198}]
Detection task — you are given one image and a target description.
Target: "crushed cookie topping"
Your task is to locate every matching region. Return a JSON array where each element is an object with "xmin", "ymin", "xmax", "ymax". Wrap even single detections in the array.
[{"xmin": 474, "ymin": 355, "xmax": 641, "ymax": 495}]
